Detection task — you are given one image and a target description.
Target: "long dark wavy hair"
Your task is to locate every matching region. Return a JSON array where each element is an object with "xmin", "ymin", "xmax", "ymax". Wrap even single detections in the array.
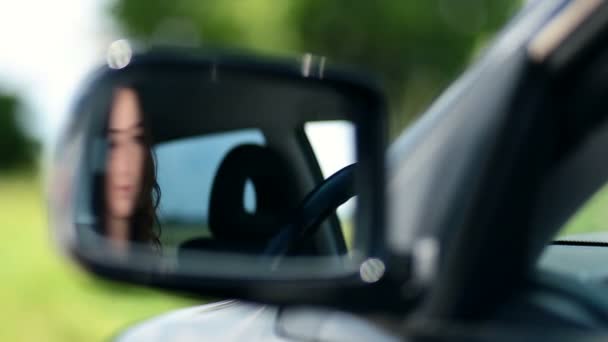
[{"xmin": 92, "ymin": 86, "xmax": 162, "ymax": 249}]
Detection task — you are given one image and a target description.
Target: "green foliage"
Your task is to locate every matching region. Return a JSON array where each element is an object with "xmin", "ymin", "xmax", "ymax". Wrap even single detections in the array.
[
  {"xmin": 110, "ymin": 0, "xmax": 520, "ymax": 137},
  {"xmin": 0, "ymin": 94, "xmax": 35, "ymax": 171},
  {"xmin": 111, "ymin": 1, "xmax": 297, "ymax": 54}
]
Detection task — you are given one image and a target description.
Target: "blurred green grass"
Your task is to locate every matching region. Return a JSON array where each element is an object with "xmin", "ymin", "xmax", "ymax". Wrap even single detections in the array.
[{"xmin": 0, "ymin": 173, "xmax": 200, "ymax": 341}]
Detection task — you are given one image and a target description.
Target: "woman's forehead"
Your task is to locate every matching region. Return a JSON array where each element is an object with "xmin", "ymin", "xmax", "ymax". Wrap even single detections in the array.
[{"xmin": 110, "ymin": 88, "xmax": 143, "ymax": 130}]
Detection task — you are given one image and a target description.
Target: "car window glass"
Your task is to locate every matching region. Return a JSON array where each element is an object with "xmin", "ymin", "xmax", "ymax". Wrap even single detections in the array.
[
  {"xmin": 557, "ymin": 184, "xmax": 608, "ymax": 241},
  {"xmin": 154, "ymin": 129, "xmax": 265, "ymax": 247},
  {"xmin": 304, "ymin": 120, "xmax": 356, "ymax": 248}
]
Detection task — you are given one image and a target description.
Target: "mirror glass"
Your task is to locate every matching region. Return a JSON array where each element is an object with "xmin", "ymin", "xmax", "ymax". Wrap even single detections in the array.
[{"xmin": 69, "ymin": 62, "xmax": 376, "ymax": 280}]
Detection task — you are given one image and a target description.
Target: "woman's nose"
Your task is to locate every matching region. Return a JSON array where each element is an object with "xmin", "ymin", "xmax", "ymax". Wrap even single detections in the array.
[{"xmin": 114, "ymin": 144, "xmax": 138, "ymax": 176}]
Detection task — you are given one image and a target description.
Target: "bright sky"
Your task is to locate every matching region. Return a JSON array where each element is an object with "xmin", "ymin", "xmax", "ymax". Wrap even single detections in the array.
[{"xmin": 0, "ymin": 0, "xmax": 113, "ymax": 144}]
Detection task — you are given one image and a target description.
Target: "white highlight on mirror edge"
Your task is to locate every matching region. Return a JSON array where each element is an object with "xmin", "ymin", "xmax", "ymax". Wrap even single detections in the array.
[
  {"xmin": 300, "ymin": 53, "xmax": 326, "ymax": 78},
  {"xmin": 360, "ymin": 258, "xmax": 385, "ymax": 283},
  {"xmin": 301, "ymin": 53, "xmax": 313, "ymax": 77},
  {"xmin": 107, "ymin": 39, "xmax": 133, "ymax": 69}
]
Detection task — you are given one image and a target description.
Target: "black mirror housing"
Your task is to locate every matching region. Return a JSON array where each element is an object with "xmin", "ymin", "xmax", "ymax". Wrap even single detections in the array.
[{"xmin": 49, "ymin": 49, "xmax": 391, "ymax": 310}]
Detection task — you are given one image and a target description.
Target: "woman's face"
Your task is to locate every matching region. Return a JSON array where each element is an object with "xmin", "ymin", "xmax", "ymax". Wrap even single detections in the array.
[{"xmin": 105, "ymin": 88, "xmax": 145, "ymax": 219}]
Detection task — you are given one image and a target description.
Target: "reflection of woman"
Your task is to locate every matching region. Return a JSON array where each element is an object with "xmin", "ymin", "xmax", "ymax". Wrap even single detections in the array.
[{"xmin": 98, "ymin": 87, "xmax": 161, "ymax": 251}]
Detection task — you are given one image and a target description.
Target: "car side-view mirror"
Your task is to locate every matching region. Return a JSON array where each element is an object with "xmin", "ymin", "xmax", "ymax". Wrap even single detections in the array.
[{"xmin": 48, "ymin": 50, "xmax": 388, "ymax": 308}]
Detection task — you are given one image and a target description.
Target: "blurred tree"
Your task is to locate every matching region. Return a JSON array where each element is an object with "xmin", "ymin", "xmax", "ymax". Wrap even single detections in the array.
[
  {"xmin": 110, "ymin": 0, "xmax": 520, "ymax": 138},
  {"xmin": 110, "ymin": 1, "xmax": 297, "ymax": 54},
  {"xmin": 289, "ymin": 0, "xmax": 520, "ymax": 135},
  {"xmin": 0, "ymin": 94, "xmax": 35, "ymax": 171}
]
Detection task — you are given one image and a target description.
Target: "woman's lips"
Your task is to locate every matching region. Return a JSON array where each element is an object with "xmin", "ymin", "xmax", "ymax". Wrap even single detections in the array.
[{"xmin": 115, "ymin": 185, "xmax": 134, "ymax": 195}]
